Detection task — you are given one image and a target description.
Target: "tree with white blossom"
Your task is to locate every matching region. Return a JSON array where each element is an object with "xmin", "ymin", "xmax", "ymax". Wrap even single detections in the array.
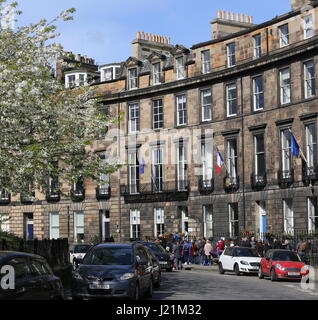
[{"xmin": 0, "ymin": 0, "xmax": 119, "ymax": 199}]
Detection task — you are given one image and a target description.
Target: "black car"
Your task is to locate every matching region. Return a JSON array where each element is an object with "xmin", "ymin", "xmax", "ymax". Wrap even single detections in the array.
[
  {"xmin": 71, "ymin": 243, "xmax": 153, "ymax": 300},
  {"xmin": 142, "ymin": 245, "xmax": 161, "ymax": 288},
  {"xmin": 0, "ymin": 251, "xmax": 64, "ymax": 300},
  {"xmin": 138, "ymin": 242, "xmax": 174, "ymax": 272}
]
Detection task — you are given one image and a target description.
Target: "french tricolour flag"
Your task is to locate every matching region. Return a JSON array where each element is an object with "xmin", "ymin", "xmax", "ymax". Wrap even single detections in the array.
[{"xmin": 216, "ymin": 148, "xmax": 224, "ymax": 175}]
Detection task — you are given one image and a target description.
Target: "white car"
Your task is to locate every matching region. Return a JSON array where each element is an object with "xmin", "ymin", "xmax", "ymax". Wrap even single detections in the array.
[
  {"xmin": 69, "ymin": 244, "xmax": 93, "ymax": 269},
  {"xmin": 218, "ymin": 246, "xmax": 262, "ymax": 275}
]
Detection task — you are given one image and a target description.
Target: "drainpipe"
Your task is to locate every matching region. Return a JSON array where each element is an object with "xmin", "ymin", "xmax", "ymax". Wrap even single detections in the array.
[
  {"xmin": 117, "ymin": 101, "xmax": 122, "ymax": 242},
  {"xmin": 240, "ymin": 77, "xmax": 246, "ymax": 232}
]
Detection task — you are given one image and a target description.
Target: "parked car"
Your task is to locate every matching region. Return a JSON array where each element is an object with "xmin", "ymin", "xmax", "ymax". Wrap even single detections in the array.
[
  {"xmin": 258, "ymin": 249, "xmax": 310, "ymax": 281},
  {"xmin": 71, "ymin": 243, "xmax": 153, "ymax": 300},
  {"xmin": 142, "ymin": 245, "xmax": 161, "ymax": 288},
  {"xmin": 138, "ymin": 242, "xmax": 174, "ymax": 272},
  {"xmin": 69, "ymin": 244, "xmax": 93, "ymax": 270},
  {"xmin": 218, "ymin": 247, "xmax": 262, "ymax": 275},
  {"xmin": 0, "ymin": 251, "xmax": 64, "ymax": 300}
]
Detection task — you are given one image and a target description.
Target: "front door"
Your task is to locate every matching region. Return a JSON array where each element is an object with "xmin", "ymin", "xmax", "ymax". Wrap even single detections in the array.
[
  {"xmin": 24, "ymin": 213, "xmax": 34, "ymax": 240},
  {"xmin": 100, "ymin": 210, "xmax": 110, "ymax": 241}
]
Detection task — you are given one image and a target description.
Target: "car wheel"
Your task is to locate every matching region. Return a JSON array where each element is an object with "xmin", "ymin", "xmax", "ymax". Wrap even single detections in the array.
[
  {"xmin": 145, "ymin": 279, "xmax": 153, "ymax": 298},
  {"xmin": 218, "ymin": 262, "xmax": 225, "ymax": 274},
  {"xmin": 270, "ymin": 268, "xmax": 277, "ymax": 282},
  {"xmin": 234, "ymin": 264, "xmax": 241, "ymax": 276},
  {"xmin": 258, "ymin": 267, "xmax": 264, "ymax": 279},
  {"xmin": 166, "ymin": 267, "xmax": 173, "ymax": 272}
]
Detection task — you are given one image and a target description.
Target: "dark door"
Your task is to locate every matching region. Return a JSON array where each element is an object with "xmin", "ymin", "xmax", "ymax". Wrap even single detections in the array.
[{"xmin": 24, "ymin": 213, "xmax": 34, "ymax": 240}]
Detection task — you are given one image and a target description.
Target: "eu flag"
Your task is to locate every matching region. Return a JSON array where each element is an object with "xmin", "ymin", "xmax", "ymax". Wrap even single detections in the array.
[
  {"xmin": 140, "ymin": 158, "xmax": 145, "ymax": 174},
  {"xmin": 291, "ymin": 132, "xmax": 300, "ymax": 157}
]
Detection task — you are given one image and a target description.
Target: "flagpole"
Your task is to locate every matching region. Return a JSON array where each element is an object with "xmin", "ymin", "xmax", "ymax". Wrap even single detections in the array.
[
  {"xmin": 288, "ymin": 128, "xmax": 312, "ymax": 187},
  {"xmin": 213, "ymin": 140, "xmax": 231, "ymax": 178},
  {"xmin": 288, "ymin": 128, "xmax": 308, "ymax": 164}
]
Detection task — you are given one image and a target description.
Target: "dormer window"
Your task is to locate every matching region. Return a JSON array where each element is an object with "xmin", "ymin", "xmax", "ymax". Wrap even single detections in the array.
[
  {"xmin": 65, "ymin": 73, "xmax": 87, "ymax": 88},
  {"xmin": 100, "ymin": 66, "xmax": 120, "ymax": 82},
  {"xmin": 128, "ymin": 68, "xmax": 138, "ymax": 90},
  {"xmin": 176, "ymin": 56, "xmax": 185, "ymax": 80},
  {"xmin": 227, "ymin": 43, "xmax": 236, "ymax": 67},
  {"xmin": 153, "ymin": 62, "xmax": 162, "ymax": 84},
  {"xmin": 279, "ymin": 24, "xmax": 289, "ymax": 48}
]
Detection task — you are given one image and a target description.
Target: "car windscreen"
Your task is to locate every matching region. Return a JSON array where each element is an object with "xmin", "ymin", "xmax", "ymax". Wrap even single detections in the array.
[
  {"xmin": 82, "ymin": 247, "xmax": 132, "ymax": 265},
  {"xmin": 73, "ymin": 245, "xmax": 92, "ymax": 254},
  {"xmin": 146, "ymin": 243, "xmax": 167, "ymax": 254},
  {"xmin": 272, "ymin": 251, "xmax": 300, "ymax": 262},
  {"xmin": 234, "ymin": 248, "xmax": 260, "ymax": 257}
]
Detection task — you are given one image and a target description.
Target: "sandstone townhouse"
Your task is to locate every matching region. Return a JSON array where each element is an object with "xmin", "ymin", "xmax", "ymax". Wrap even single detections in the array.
[{"xmin": 1, "ymin": 0, "xmax": 318, "ymax": 243}]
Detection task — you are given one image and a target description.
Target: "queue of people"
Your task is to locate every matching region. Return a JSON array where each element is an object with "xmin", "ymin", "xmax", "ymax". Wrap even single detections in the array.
[{"xmin": 153, "ymin": 231, "xmax": 310, "ymax": 270}]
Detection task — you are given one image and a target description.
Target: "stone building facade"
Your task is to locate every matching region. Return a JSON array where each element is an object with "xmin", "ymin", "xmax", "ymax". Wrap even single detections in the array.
[{"xmin": 1, "ymin": 0, "xmax": 318, "ymax": 242}]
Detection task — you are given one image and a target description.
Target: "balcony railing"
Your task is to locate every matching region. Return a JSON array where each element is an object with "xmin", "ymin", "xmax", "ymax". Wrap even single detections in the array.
[
  {"xmin": 70, "ymin": 183, "xmax": 85, "ymax": 201},
  {"xmin": 278, "ymin": 169, "xmax": 294, "ymax": 188},
  {"xmin": 198, "ymin": 178, "xmax": 214, "ymax": 194},
  {"xmin": 46, "ymin": 189, "xmax": 60, "ymax": 202},
  {"xmin": 0, "ymin": 190, "xmax": 10, "ymax": 205},
  {"xmin": 96, "ymin": 185, "xmax": 111, "ymax": 200},
  {"xmin": 302, "ymin": 164, "xmax": 318, "ymax": 186},
  {"xmin": 120, "ymin": 180, "xmax": 190, "ymax": 203},
  {"xmin": 223, "ymin": 175, "xmax": 239, "ymax": 193},
  {"xmin": 20, "ymin": 192, "xmax": 36, "ymax": 204},
  {"xmin": 251, "ymin": 173, "xmax": 267, "ymax": 191}
]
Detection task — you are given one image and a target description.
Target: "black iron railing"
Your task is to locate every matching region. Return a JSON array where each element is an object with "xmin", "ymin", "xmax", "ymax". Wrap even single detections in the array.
[
  {"xmin": 20, "ymin": 192, "xmax": 36, "ymax": 204},
  {"xmin": 223, "ymin": 175, "xmax": 239, "ymax": 193},
  {"xmin": 302, "ymin": 163, "xmax": 318, "ymax": 186},
  {"xmin": 96, "ymin": 185, "xmax": 111, "ymax": 200},
  {"xmin": 46, "ymin": 189, "xmax": 60, "ymax": 202},
  {"xmin": 198, "ymin": 178, "xmax": 214, "ymax": 194},
  {"xmin": 251, "ymin": 173, "xmax": 267, "ymax": 191},
  {"xmin": 278, "ymin": 168, "xmax": 294, "ymax": 188},
  {"xmin": 70, "ymin": 182, "xmax": 85, "ymax": 201},
  {"xmin": 0, "ymin": 190, "xmax": 10, "ymax": 205},
  {"xmin": 120, "ymin": 180, "xmax": 190, "ymax": 203}
]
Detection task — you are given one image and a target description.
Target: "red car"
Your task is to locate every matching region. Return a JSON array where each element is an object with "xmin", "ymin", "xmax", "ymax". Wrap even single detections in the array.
[{"xmin": 259, "ymin": 249, "xmax": 309, "ymax": 281}]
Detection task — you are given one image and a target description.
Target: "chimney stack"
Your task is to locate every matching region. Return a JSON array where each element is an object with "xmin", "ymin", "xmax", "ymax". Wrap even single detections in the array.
[{"xmin": 291, "ymin": 0, "xmax": 314, "ymax": 11}]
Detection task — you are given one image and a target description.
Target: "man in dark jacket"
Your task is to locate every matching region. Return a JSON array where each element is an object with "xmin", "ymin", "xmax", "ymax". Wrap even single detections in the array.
[{"xmin": 173, "ymin": 241, "xmax": 183, "ymax": 270}]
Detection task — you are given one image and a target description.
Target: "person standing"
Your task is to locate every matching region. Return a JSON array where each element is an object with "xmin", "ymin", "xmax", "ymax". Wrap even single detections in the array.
[
  {"xmin": 204, "ymin": 240, "xmax": 213, "ymax": 266},
  {"xmin": 199, "ymin": 238, "xmax": 206, "ymax": 265},
  {"xmin": 250, "ymin": 237, "xmax": 256, "ymax": 249},
  {"xmin": 190, "ymin": 241, "xmax": 198, "ymax": 264},
  {"xmin": 173, "ymin": 241, "xmax": 183, "ymax": 270},
  {"xmin": 297, "ymin": 239, "xmax": 307, "ymax": 262},
  {"xmin": 282, "ymin": 239, "xmax": 293, "ymax": 251}
]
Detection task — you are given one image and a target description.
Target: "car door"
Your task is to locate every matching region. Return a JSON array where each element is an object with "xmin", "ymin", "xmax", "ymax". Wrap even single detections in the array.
[
  {"xmin": 28, "ymin": 258, "xmax": 52, "ymax": 300},
  {"xmin": 135, "ymin": 246, "xmax": 150, "ymax": 293},
  {"xmin": 221, "ymin": 248, "xmax": 232, "ymax": 270},
  {"xmin": 263, "ymin": 250, "xmax": 272, "ymax": 275},
  {"xmin": 227, "ymin": 248, "xmax": 236, "ymax": 270}
]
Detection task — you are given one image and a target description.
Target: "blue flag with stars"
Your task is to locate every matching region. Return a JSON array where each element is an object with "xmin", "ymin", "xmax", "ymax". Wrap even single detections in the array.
[
  {"xmin": 140, "ymin": 158, "xmax": 145, "ymax": 174},
  {"xmin": 291, "ymin": 132, "xmax": 300, "ymax": 157}
]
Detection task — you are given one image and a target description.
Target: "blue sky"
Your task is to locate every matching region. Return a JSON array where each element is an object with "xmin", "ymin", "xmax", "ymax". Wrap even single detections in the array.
[{"xmin": 16, "ymin": 0, "xmax": 291, "ymax": 65}]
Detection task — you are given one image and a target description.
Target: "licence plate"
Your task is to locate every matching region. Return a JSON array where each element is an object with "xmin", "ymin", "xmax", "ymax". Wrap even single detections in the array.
[
  {"xmin": 160, "ymin": 261, "xmax": 168, "ymax": 264},
  {"xmin": 288, "ymin": 272, "xmax": 300, "ymax": 276},
  {"xmin": 89, "ymin": 283, "xmax": 110, "ymax": 290}
]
